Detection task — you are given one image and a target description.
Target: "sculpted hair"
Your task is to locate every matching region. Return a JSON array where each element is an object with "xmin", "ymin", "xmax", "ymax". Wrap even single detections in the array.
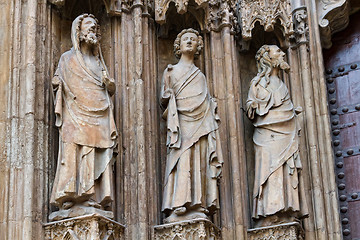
[
  {"xmin": 253, "ymin": 45, "xmax": 273, "ymax": 86},
  {"xmin": 174, "ymin": 28, "xmax": 204, "ymax": 59}
]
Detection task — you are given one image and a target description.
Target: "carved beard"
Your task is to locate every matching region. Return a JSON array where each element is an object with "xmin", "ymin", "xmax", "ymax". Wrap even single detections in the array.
[
  {"xmin": 272, "ymin": 58, "xmax": 290, "ymax": 72},
  {"xmin": 80, "ymin": 31, "xmax": 98, "ymax": 45}
]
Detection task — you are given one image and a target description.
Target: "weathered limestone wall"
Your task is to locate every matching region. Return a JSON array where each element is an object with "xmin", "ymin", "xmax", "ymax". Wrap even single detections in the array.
[
  {"xmin": 0, "ymin": 0, "xmax": 12, "ymax": 236},
  {"xmin": 1, "ymin": 0, "xmax": 54, "ymax": 239}
]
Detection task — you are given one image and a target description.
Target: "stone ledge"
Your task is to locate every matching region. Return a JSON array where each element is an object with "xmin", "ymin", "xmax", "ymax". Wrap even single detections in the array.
[
  {"xmin": 248, "ymin": 222, "xmax": 304, "ymax": 240},
  {"xmin": 44, "ymin": 213, "xmax": 125, "ymax": 240},
  {"xmin": 154, "ymin": 218, "xmax": 221, "ymax": 240}
]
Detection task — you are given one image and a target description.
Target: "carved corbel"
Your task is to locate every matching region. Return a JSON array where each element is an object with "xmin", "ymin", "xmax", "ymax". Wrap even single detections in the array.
[
  {"xmin": 238, "ymin": 0, "xmax": 294, "ymax": 40},
  {"xmin": 293, "ymin": 7, "xmax": 309, "ymax": 45},
  {"xmin": 317, "ymin": 0, "xmax": 350, "ymax": 48}
]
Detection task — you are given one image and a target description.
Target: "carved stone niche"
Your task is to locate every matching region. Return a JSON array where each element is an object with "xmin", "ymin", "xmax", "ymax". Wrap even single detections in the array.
[
  {"xmin": 154, "ymin": 218, "xmax": 221, "ymax": 240},
  {"xmin": 44, "ymin": 214, "xmax": 125, "ymax": 240},
  {"xmin": 248, "ymin": 222, "xmax": 304, "ymax": 240}
]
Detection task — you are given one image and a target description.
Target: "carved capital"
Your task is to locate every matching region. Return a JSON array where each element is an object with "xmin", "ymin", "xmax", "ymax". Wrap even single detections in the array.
[
  {"xmin": 154, "ymin": 218, "xmax": 221, "ymax": 240},
  {"xmin": 103, "ymin": 0, "xmax": 123, "ymax": 16},
  {"xmin": 248, "ymin": 222, "xmax": 304, "ymax": 240},
  {"xmin": 44, "ymin": 214, "xmax": 125, "ymax": 240},
  {"xmin": 205, "ymin": 0, "xmax": 238, "ymax": 33},
  {"xmin": 239, "ymin": 0, "xmax": 294, "ymax": 40},
  {"xmin": 293, "ymin": 7, "xmax": 309, "ymax": 45},
  {"xmin": 317, "ymin": 0, "xmax": 350, "ymax": 48}
]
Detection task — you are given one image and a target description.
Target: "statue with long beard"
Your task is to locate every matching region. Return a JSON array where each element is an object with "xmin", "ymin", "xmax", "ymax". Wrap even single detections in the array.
[
  {"xmin": 49, "ymin": 14, "xmax": 117, "ymax": 221},
  {"xmin": 246, "ymin": 45, "xmax": 308, "ymax": 227}
]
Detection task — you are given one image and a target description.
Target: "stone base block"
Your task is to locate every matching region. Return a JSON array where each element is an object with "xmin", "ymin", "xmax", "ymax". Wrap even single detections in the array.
[
  {"xmin": 44, "ymin": 214, "xmax": 125, "ymax": 240},
  {"xmin": 154, "ymin": 218, "xmax": 221, "ymax": 240},
  {"xmin": 248, "ymin": 222, "xmax": 304, "ymax": 240}
]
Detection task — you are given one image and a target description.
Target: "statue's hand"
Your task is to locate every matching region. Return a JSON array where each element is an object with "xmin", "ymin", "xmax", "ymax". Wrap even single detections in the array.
[
  {"xmin": 162, "ymin": 88, "xmax": 174, "ymax": 99},
  {"xmin": 102, "ymin": 70, "xmax": 116, "ymax": 96}
]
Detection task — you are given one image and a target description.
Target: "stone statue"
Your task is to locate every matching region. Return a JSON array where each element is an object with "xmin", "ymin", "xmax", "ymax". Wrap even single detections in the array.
[
  {"xmin": 160, "ymin": 28, "xmax": 223, "ymax": 223},
  {"xmin": 246, "ymin": 45, "xmax": 308, "ymax": 227},
  {"xmin": 49, "ymin": 14, "xmax": 117, "ymax": 221}
]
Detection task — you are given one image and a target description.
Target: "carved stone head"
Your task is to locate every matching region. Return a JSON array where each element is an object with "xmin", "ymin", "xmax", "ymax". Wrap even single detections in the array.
[
  {"xmin": 174, "ymin": 28, "xmax": 203, "ymax": 59},
  {"xmin": 255, "ymin": 45, "xmax": 290, "ymax": 74},
  {"xmin": 71, "ymin": 14, "xmax": 101, "ymax": 51}
]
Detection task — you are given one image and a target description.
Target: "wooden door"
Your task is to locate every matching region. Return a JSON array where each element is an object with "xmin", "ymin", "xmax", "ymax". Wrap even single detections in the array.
[{"xmin": 323, "ymin": 11, "xmax": 360, "ymax": 240}]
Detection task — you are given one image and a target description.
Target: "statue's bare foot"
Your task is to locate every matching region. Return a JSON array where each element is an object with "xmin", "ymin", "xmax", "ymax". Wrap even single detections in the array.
[
  {"xmin": 198, "ymin": 207, "xmax": 209, "ymax": 214},
  {"xmin": 62, "ymin": 201, "xmax": 74, "ymax": 210},
  {"xmin": 84, "ymin": 200, "xmax": 101, "ymax": 209},
  {"xmin": 174, "ymin": 207, "xmax": 187, "ymax": 216}
]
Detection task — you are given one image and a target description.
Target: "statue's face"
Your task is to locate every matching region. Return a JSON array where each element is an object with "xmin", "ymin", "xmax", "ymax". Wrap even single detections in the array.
[
  {"xmin": 80, "ymin": 17, "xmax": 98, "ymax": 45},
  {"xmin": 268, "ymin": 45, "xmax": 290, "ymax": 71},
  {"xmin": 179, "ymin": 32, "xmax": 198, "ymax": 56},
  {"xmin": 268, "ymin": 46, "xmax": 285, "ymax": 63}
]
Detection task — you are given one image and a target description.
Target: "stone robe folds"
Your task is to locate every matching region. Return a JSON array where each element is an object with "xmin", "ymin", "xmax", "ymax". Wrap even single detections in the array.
[
  {"xmin": 161, "ymin": 64, "xmax": 223, "ymax": 214},
  {"xmin": 246, "ymin": 79, "xmax": 307, "ymax": 219},
  {"xmin": 50, "ymin": 49, "xmax": 117, "ymax": 207}
]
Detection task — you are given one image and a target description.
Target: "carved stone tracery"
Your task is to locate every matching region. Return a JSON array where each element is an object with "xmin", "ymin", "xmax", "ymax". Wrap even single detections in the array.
[
  {"xmin": 238, "ymin": 0, "xmax": 293, "ymax": 40},
  {"xmin": 248, "ymin": 222, "xmax": 304, "ymax": 240},
  {"xmin": 44, "ymin": 214, "xmax": 125, "ymax": 240},
  {"xmin": 154, "ymin": 219, "xmax": 221, "ymax": 240}
]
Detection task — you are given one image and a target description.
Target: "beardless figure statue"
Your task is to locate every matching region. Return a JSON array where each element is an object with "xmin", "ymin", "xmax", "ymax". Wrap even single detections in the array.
[
  {"xmin": 160, "ymin": 29, "xmax": 223, "ymax": 223},
  {"xmin": 50, "ymin": 14, "xmax": 117, "ymax": 221},
  {"xmin": 246, "ymin": 45, "xmax": 308, "ymax": 227}
]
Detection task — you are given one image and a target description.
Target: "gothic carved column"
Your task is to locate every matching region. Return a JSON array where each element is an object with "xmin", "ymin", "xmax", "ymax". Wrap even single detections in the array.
[{"xmin": 289, "ymin": 3, "xmax": 342, "ymax": 239}]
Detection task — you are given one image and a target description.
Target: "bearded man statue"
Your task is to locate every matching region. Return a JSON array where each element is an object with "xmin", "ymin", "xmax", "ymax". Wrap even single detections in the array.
[
  {"xmin": 246, "ymin": 45, "xmax": 308, "ymax": 227},
  {"xmin": 49, "ymin": 14, "xmax": 117, "ymax": 221},
  {"xmin": 160, "ymin": 28, "xmax": 223, "ymax": 223}
]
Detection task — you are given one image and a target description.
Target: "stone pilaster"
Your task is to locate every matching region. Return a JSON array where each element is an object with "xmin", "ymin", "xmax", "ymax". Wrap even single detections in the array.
[
  {"xmin": 248, "ymin": 222, "xmax": 304, "ymax": 240},
  {"xmin": 154, "ymin": 218, "xmax": 221, "ymax": 240},
  {"xmin": 44, "ymin": 214, "xmax": 125, "ymax": 240}
]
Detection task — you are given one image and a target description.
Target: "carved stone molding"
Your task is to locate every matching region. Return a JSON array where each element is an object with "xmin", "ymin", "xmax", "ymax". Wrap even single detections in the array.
[
  {"xmin": 248, "ymin": 222, "xmax": 304, "ymax": 240},
  {"xmin": 239, "ymin": 0, "xmax": 294, "ymax": 40},
  {"xmin": 293, "ymin": 7, "xmax": 309, "ymax": 45},
  {"xmin": 317, "ymin": 0, "xmax": 350, "ymax": 48},
  {"xmin": 44, "ymin": 214, "xmax": 125, "ymax": 240},
  {"xmin": 154, "ymin": 218, "xmax": 221, "ymax": 240}
]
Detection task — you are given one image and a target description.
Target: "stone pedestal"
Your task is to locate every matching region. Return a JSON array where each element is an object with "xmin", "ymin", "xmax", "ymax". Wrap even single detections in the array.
[
  {"xmin": 44, "ymin": 214, "xmax": 125, "ymax": 240},
  {"xmin": 248, "ymin": 222, "xmax": 304, "ymax": 240},
  {"xmin": 154, "ymin": 218, "xmax": 221, "ymax": 240}
]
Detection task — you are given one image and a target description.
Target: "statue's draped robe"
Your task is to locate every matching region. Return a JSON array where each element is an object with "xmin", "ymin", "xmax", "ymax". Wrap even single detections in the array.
[
  {"xmin": 50, "ymin": 49, "xmax": 117, "ymax": 206},
  {"xmin": 161, "ymin": 64, "xmax": 223, "ymax": 214},
  {"xmin": 246, "ymin": 78, "xmax": 307, "ymax": 219}
]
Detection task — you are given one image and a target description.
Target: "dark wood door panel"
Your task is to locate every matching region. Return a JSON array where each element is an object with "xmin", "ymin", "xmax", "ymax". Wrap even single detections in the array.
[
  {"xmin": 344, "ymin": 156, "xmax": 360, "ymax": 193},
  {"xmin": 348, "ymin": 201, "xmax": 360, "ymax": 238},
  {"xmin": 324, "ymin": 11, "xmax": 360, "ymax": 240}
]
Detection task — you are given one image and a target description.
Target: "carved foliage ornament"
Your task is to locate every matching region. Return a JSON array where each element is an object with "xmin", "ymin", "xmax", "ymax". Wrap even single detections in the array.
[{"xmin": 239, "ymin": 0, "xmax": 294, "ymax": 40}]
